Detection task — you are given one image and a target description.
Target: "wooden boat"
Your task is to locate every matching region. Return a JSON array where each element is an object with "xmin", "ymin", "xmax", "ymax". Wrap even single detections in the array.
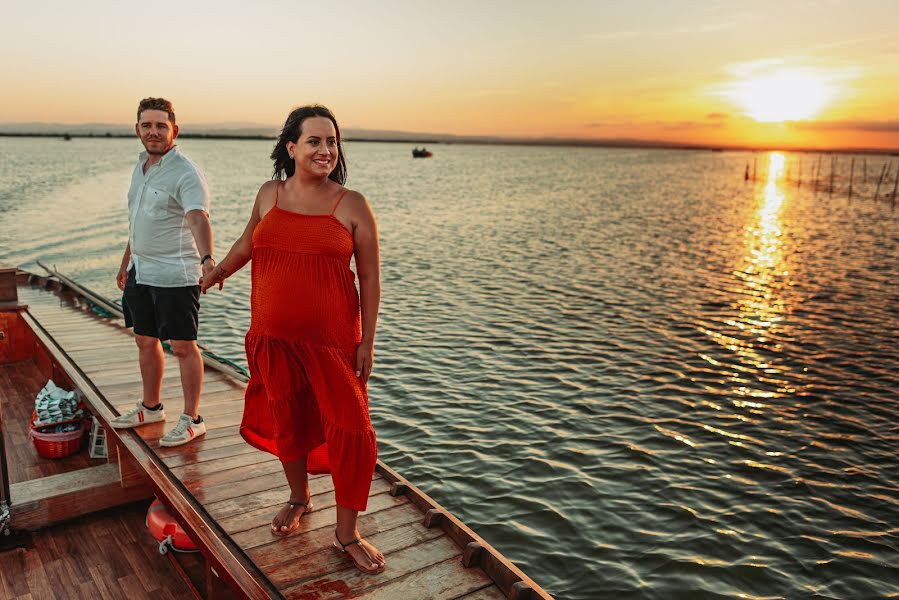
[
  {"xmin": 0, "ymin": 263, "xmax": 553, "ymax": 599},
  {"xmin": 412, "ymin": 148, "xmax": 433, "ymax": 158}
]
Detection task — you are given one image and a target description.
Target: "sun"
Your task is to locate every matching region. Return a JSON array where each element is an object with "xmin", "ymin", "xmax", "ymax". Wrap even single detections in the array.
[{"xmin": 724, "ymin": 68, "xmax": 837, "ymax": 122}]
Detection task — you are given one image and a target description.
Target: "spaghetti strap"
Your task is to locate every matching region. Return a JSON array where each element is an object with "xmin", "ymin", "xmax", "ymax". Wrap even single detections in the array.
[
  {"xmin": 274, "ymin": 180, "xmax": 283, "ymax": 207},
  {"xmin": 330, "ymin": 189, "xmax": 349, "ymax": 215}
]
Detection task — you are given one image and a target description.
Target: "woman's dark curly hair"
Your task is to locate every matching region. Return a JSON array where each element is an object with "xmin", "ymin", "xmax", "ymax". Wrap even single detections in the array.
[{"xmin": 271, "ymin": 104, "xmax": 346, "ymax": 184}]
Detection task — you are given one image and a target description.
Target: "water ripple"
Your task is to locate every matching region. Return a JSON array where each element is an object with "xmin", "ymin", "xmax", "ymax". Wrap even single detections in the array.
[{"xmin": 3, "ymin": 141, "xmax": 899, "ymax": 598}]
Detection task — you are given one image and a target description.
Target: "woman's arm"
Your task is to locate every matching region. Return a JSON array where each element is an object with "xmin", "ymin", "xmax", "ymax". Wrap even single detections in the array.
[
  {"xmin": 200, "ymin": 182, "xmax": 273, "ymax": 293},
  {"xmin": 351, "ymin": 192, "xmax": 381, "ymax": 383}
]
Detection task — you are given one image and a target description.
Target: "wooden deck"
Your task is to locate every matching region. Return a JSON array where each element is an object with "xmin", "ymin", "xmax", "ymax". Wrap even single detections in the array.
[
  {"xmin": 6, "ymin": 276, "xmax": 551, "ymax": 600},
  {"xmin": 0, "ymin": 502, "xmax": 206, "ymax": 600},
  {"xmin": 0, "ymin": 360, "xmax": 106, "ymax": 484}
]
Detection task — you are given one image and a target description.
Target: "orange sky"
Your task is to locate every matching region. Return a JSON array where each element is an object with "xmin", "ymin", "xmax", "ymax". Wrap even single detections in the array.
[{"xmin": 2, "ymin": 1, "xmax": 898, "ymax": 150}]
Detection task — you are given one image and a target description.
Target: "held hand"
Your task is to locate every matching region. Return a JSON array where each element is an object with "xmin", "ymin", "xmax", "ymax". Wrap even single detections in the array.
[
  {"xmin": 200, "ymin": 263, "xmax": 225, "ymax": 294},
  {"xmin": 355, "ymin": 341, "xmax": 374, "ymax": 384},
  {"xmin": 116, "ymin": 266, "xmax": 128, "ymax": 291}
]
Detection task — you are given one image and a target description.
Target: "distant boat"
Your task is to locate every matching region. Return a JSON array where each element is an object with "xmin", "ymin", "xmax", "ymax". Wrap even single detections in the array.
[
  {"xmin": 412, "ymin": 148, "xmax": 432, "ymax": 158},
  {"xmin": 63, "ymin": 134, "xmax": 71, "ymax": 141}
]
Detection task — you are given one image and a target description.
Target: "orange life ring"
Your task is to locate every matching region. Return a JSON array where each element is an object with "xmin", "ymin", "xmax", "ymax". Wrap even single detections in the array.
[{"xmin": 146, "ymin": 499, "xmax": 197, "ymax": 553}]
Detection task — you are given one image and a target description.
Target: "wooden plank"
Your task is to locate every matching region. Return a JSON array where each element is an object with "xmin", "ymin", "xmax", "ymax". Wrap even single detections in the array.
[
  {"xmin": 169, "ymin": 449, "xmax": 280, "ymax": 485},
  {"xmin": 97, "ymin": 377, "xmax": 240, "ymax": 399},
  {"xmin": 93, "ymin": 367, "xmax": 230, "ymax": 387},
  {"xmin": 18, "ymin": 309, "xmax": 278, "ymax": 599},
  {"xmin": 0, "ymin": 309, "xmax": 36, "ymax": 363},
  {"xmin": 263, "ymin": 519, "xmax": 445, "ymax": 589},
  {"xmin": 161, "ymin": 440, "xmax": 260, "ymax": 469},
  {"xmin": 2, "ymin": 502, "xmax": 206, "ymax": 600},
  {"xmin": 118, "ymin": 443, "xmax": 152, "ymax": 488},
  {"xmin": 9, "ymin": 463, "xmax": 152, "ymax": 530},
  {"xmin": 105, "ymin": 393, "xmax": 247, "ymax": 424},
  {"xmin": 10, "ymin": 462, "xmax": 123, "ymax": 504},
  {"xmin": 358, "ymin": 556, "xmax": 494, "ymax": 599},
  {"xmin": 205, "ymin": 472, "xmax": 338, "ymax": 521},
  {"xmin": 0, "ymin": 267, "xmax": 18, "ymax": 303},
  {"xmin": 280, "ymin": 535, "xmax": 462, "ymax": 599},
  {"xmin": 187, "ymin": 461, "xmax": 288, "ymax": 504},
  {"xmin": 235, "ymin": 489, "xmax": 409, "ymax": 550},
  {"xmin": 155, "ymin": 426, "xmax": 243, "ymax": 457},
  {"xmin": 456, "ymin": 585, "xmax": 509, "ymax": 600}
]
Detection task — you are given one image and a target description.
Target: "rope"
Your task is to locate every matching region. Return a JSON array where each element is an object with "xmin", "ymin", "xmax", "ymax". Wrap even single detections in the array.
[
  {"xmin": 88, "ymin": 302, "xmax": 115, "ymax": 318},
  {"xmin": 201, "ymin": 350, "xmax": 250, "ymax": 378}
]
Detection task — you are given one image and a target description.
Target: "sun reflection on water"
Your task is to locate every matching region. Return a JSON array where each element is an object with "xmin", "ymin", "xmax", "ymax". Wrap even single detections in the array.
[{"xmin": 707, "ymin": 152, "xmax": 799, "ymax": 406}]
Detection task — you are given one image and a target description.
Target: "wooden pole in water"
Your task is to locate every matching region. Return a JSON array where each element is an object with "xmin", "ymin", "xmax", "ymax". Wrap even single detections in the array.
[
  {"xmin": 744, "ymin": 162, "xmax": 750, "ymax": 181},
  {"xmin": 752, "ymin": 156, "xmax": 757, "ymax": 181},
  {"xmin": 848, "ymin": 157, "xmax": 855, "ymax": 200},
  {"xmin": 814, "ymin": 156, "xmax": 822, "ymax": 189},
  {"xmin": 891, "ymin": 165, "xmax": 899, "ymax": 208},
  {"xmin": 829, "ymin": 156, "xmax": 836, "ymax": 195},
  {"xmin": 874, "ymin": 162, "xmax": 888, "ymax": 201}
]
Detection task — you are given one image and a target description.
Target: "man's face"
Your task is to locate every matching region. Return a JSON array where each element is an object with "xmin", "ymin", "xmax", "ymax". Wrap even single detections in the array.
[{"xmin": 135, "ymin": 109, "xmax": 178, "ymax": 155}]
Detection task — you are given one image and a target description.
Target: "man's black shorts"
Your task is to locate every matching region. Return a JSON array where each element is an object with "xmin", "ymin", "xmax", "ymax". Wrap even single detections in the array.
[{"xmin": 122, "ymin": 268, "xmax": 200, "ymax": 341}]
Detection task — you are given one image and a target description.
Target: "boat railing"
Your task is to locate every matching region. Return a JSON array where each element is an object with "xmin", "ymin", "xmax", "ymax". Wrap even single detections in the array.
[{"xmin": 36, "ymin": 261, "xmax": 249, "ymax": 383}]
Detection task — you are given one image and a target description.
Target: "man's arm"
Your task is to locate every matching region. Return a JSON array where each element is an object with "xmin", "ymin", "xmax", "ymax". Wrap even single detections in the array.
[
  {"xmin": 185, "ymin": 210, "xmax": 215, "ymax": 282},
  {"xmin": 117, "ymin": 242, "xmax": 131, "ymax": 290}
]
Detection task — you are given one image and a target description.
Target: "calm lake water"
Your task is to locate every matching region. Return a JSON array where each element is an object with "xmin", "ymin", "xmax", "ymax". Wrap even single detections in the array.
[{"xmin": 2, "ymin": 137, "xmax": 898, "ymax": 599}]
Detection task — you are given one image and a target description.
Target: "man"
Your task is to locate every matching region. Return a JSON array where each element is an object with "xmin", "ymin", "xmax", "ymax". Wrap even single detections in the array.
[{"xmin": 112, "ymin": 97, "xmax": 215, "ymax": 447}]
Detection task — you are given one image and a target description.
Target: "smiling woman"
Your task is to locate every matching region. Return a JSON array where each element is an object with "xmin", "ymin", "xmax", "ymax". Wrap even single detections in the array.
[{"xmin": 724, "ymin": 67, "xmax": 838, "ymax": 122}]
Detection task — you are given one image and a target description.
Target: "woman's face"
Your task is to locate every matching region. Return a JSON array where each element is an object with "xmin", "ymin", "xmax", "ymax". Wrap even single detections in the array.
[{"xmin": 288, "ymin": 116, "xmax": 338, "ymax": 177}]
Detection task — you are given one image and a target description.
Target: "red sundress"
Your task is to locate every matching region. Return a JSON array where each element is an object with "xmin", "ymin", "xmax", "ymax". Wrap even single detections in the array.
[{"xmin": 241, "ymin": 183, "xmax": 377, "ymax": 511}]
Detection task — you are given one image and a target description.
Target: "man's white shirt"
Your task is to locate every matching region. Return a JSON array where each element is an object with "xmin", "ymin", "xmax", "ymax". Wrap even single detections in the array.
[{"xmin": 127, "ymin": 146, "xmax": 209, "ymax": 287}]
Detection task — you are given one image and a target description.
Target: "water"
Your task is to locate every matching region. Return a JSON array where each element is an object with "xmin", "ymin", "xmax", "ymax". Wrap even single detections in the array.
[{"xmin": 2, "ymin": 137, "xmax": 898, "ymax": 599}]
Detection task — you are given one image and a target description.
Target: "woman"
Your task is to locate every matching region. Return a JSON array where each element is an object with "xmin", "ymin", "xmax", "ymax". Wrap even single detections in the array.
[{"xmin": 202, "ymin": 105, "xmax": 384, "ymax": 574}]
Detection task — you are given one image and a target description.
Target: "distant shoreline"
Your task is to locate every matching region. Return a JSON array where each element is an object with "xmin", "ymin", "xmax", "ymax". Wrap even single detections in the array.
[{"xmin": 1, "ymin": 131, "xmax": 896, "ymax": 156}]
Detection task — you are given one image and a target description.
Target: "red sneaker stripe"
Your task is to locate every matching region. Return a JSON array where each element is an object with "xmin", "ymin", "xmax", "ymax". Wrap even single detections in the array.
[
  {"xmin": 187, "ymin": 426, "xmax": 194, "ymax": 437},
  {"xmin": 138, "ymin": 411, "xmax": 144, "ymax": 423}
]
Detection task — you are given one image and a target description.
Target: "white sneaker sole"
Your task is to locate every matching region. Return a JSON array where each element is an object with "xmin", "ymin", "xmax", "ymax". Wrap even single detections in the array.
[
  {"xmin": 159, "ymin": 430, "xmax": 206, "ymax": 447},
  {"xmin": 110, "ymin": 414, "xmax": 166, "ymax": 429}
]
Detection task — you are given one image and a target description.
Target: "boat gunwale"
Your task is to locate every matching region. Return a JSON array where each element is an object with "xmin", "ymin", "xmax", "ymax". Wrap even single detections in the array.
[
  {"xmin": 16, "ymin": 266, "xmax": 555, "ymax": 600},
  {"xmin": 17, "ymin": 285, "xmax": 278, "ymax": 600}
]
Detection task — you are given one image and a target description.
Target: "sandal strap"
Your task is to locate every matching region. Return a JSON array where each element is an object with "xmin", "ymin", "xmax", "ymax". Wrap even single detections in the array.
[
  {"xmin": 287, "ymin": 495, "xmax": 311, "ymax": 509},
  {"xmin": 335, "ymin": 531, "xmax": 362, "ymax": 552}
]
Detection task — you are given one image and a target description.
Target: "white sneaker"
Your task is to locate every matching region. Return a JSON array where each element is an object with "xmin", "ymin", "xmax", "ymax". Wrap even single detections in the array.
[
  {"xmin": 160, "ymin": 414, "xmax": 206, "ymax": 447},
  {"xmin": 111, "ymin": 401, "xmax": 166, "ymax": 429}
]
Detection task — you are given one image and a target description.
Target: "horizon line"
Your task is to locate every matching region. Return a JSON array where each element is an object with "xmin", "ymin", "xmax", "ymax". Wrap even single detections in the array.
[{"xmin": 1, "ymin": 131, "xmax": 897, "ymax": 156}]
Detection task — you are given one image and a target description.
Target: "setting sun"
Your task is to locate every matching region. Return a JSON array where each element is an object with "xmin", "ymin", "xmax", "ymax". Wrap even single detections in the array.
[{"xmin": 724, "ymin": 68, "xmax": 838, "ymax": 123}]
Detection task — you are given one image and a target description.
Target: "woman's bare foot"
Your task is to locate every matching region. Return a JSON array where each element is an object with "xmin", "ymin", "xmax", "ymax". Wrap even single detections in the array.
[
  {"xmin": 271, "ymin": 495, "xmax": 313, "ymax": 536},
  {"xmin": 334, "ymin": 530, "xmax": 386, "ymax": 573}
]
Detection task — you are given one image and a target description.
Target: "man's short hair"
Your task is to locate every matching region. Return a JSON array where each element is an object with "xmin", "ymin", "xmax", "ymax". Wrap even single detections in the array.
[{"xmin": 137, "ymin": 97, "xmax": 176, "ymax": 124}]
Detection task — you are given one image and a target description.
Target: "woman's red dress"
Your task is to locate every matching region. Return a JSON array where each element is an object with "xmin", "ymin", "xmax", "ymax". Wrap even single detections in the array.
[{"xmin": 241, "ymin": 184, "xmax": 377, "ymax": 511}]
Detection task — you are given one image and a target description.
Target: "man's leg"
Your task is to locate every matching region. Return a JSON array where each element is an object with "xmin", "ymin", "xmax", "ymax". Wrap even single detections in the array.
[
  {"xmin": 135, "ymin": 334, "xmax": 165, "ymax": 406},
  {"xmin": 112, "ymin": 292, "xmax": 167, "ymax": 429},
  {"xmin": 170, "ymin": 340, "xmax": 202, "ymax": 419}
]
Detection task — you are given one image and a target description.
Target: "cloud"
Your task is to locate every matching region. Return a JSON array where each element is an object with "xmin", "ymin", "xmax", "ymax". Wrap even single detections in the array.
[
  {"xmin": 793, "ymin": 120, "xmax": 899, "ymax": 132},
  {"xmin": 706, "ymin": 112, "xmax": 729, "ymax": 121},
  {"xmin": 584, "ymin": 119, "xmax": 725, "ymax": 130}
]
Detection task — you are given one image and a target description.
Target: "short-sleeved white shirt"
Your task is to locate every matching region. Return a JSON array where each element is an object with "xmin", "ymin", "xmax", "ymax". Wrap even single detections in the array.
[{"xmin": 127, "ymin": 146, "xmax": 210, "ymax": 287}]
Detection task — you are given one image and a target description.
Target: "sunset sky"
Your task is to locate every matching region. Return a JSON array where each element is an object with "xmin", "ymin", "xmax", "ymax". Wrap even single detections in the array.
[{"xmin": 3, "ymin": 0, "xmax": 898, "ymax": 150}]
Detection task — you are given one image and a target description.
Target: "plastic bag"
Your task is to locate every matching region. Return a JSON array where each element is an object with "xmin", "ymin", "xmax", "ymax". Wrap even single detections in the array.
[{"xmin": 34, "ymin": 380, "xmax": 84, "ymax": 426}]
